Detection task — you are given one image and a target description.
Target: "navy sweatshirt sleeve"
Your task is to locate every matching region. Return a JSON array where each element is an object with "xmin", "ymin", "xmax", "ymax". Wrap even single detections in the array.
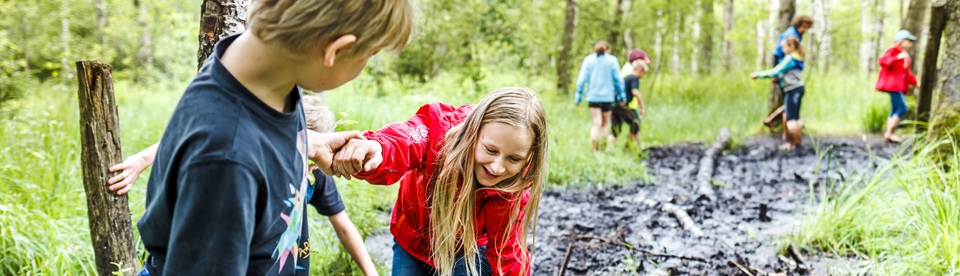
[
  {"xmin": 165, "ymin": 160, "xmax": 259, "ymax": 274},
  {"xmin": 309, "ymin": 171, "xmax": 345, "ymax": 216}
]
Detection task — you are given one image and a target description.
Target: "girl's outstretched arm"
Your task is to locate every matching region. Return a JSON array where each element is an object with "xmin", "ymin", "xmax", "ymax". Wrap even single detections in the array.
[{"xmin": 753, "ymin": 56, "xmax": 797, "ymax": 79}]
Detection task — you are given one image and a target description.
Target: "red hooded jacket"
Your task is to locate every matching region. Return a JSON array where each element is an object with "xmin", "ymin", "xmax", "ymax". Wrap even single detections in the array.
[
  {"xmin": 355, "ymin": 102, "xmax": 531, "ymax": 276},
  {"xmin": 875, "ymin": 44, "xmax": 918, "ymax": 94}
]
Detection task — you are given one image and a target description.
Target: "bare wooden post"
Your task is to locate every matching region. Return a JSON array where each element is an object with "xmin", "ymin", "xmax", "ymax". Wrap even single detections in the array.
[
  {"xmin": 76, "ymin": 60, "xmax": 138, "ymax": 276},
  {"xmin": 916, "ymin": 0, "xmax": 949, "ymax": 128}
]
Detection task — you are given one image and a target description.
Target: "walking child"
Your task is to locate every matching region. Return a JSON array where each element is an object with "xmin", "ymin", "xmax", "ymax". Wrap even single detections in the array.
[
  {"xmin": 875, "ymin": 30, "xmax": 919, "ymax": 143},
  {"xmin": 752, "ymin": 37, "xmax": 806, "ymax": 150},
  {"xmin": 610, "ymin": 55, "xmax": 648, "ymax": 148}
]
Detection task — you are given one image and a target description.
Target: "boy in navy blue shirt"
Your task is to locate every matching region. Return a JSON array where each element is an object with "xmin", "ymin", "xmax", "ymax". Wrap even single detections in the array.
[{"xmin": 136, "ymin": 1, "xmax": 414, "ymax": 274}]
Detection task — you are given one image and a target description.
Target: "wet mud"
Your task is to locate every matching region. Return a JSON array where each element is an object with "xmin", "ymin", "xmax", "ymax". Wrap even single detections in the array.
[{"xmin": 532, "ymin": 136, "xmax": 902, "ymax": 275}]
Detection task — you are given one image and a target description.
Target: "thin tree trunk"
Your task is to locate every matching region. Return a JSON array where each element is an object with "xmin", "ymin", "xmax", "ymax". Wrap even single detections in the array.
[
  {"xmin": 723, "ymin": 0, "xmax": 734, "ymax": 70},
  {"xmin": 861, "ymin": 0, "xmax": 872, "ymax": 73},
  {"xmin": 693, "ymin": 0, "xmax": 702, "ymax": 73},
  {"xmin": 198, "ymin": 0, "xmax": 248, "ymax": 70},
  {"xmin": 809, "ymin": 0, "xmax": 821, "ymax": 70},
  {"xmin": 557, "ymin": 0, "xmax": 577, "ymax": 94},
  {"xmin": 818, "ymin": 0, "xmax": 833, "ymax": 74},
  {"xmin": 917, "ymin": 0, "xmax": 948, "ymax": 126},
  {"xmin": 76, "ymin": 61, "xmax": 138, "ymax": 276},
  {"xmin": 770, "ymin": 0, "xmax": 796, "ymax": 118},
  {"xmin": 672, "ymin": 11, "xmax": 682, "ymax": 73},
  {"xmin": 861, "ymin": 0, "xmax": 884, "ymax": 74},
  {"xmin": 756, "ymin": 0, "xmax": 767, "ymax": 70},
  {"xmin": 654, "ymin": 9, "xmax": 664, "ymax": 69},
  {"xmin": 622, "ymin": 0, "xmax": 634, "ymax": 53},
  {"xmin": 701, "ymin": 0, "xmax": 715, "ymax": 72},
  {"xmin": 903, "ymin": 0, "xmax": 929, "ymax": 74},
  {"xmin": 767, "ymin": 0, "xmax": 780, "ymax": 67},
  {"xmin": 61, "ymin": 0, "xmax": 71, "ymax": 82},
  {"xmin": 135, "ymin": 0, "xmax": 153, "ymax": 80},
  {"xmin": 930, "ymin": 0, "xmax": 958, "ymax": 137},
  {"xmin": 95, "ymin": 0, "xmax": 107, "ymax": 48},
  {"xmin": 873, "ymin": 0, "xmax": 887, "ymax": 71},
  {"xmin": 609, "ymin": 0, "xmax": 628, "ymax": 54}
]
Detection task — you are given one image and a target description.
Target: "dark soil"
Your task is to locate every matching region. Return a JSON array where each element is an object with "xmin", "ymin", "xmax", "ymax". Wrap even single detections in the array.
[{"xmin": 531, "ymin": 136, "xmax": 902, "ymax": 275}]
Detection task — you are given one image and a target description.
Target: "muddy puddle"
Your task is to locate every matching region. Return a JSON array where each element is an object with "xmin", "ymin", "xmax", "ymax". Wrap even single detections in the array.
[
  {"xmin": 532, "ymin": 136, "xmax": 902, "ymax": 275},
  {"xmin": 364, "ymin": 136, "xmax": 904, "ymax": 275}
]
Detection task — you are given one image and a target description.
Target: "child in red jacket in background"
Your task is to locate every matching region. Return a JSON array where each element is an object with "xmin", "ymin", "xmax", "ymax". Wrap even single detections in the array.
[
  {"xmin": 330, "ymin": 88, "xmax": 548, "ymax": 276},
  {"xmin": 875, "ymin": 30, "xmax": 919, "ymax": 143}
]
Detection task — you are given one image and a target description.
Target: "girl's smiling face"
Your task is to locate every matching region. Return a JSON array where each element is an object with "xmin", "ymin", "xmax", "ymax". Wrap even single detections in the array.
[{"xmin": 473, "ymin": 122, "xmax": 533, "ymax": 187}]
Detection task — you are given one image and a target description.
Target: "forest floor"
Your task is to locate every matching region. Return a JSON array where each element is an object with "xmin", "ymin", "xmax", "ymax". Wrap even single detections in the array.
[{"xmin": 365, "ymin": 134, "xmax": 905, "ymax": 275}]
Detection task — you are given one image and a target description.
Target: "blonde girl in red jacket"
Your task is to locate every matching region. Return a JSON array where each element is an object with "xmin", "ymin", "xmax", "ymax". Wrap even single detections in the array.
[
  {"xmin": 330, "ymin": 88, "xmax": 547, "ymax": 276},
  {"xmin": 875, "ymin": 30, "xmax": 919, "ymax": 143}
]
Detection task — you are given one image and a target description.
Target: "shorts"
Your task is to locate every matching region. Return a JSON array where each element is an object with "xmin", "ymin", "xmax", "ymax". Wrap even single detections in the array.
[
  {"xmin": 783, "ymin": 86, "xmax": 804, "ymax": 121},
  {"xmin": 588, "ymin": 102, "xmax": 614, "ymax": 112}
]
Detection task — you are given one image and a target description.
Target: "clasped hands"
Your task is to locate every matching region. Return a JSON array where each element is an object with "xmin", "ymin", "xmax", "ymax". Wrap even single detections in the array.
[{"xmin": 308, "ymin": 130, "xmax": 383, "ymax": 179}]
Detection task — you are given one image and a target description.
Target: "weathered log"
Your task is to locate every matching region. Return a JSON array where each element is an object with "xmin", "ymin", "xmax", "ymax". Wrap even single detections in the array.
[
  {"xmin": 76, "ymin": 60, "xmax": 138, "ymax": 276},
  {"xmin": 635, "ymin": 197, "xmax": 704, "ymax": 236},
  {"xmin": 697, "ymin": 128, "xmax": 732, "ymax": 199}
]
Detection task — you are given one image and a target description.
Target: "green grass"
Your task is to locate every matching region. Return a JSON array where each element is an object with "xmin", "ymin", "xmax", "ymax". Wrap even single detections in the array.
[
  {"xmin": 784, "ymin": 132, "xmax": 960, "ymax": 274},
  {"xmin": 0, "ymin": 69, "xmax": 903, "ymax": 274}
]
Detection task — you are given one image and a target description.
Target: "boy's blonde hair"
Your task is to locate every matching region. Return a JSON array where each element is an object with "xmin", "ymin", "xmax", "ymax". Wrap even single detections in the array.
[
  {"xmin": 631, "ymin": 60, "xmax": 649, "ymax": 73},
  {"xmin": 303, "ymin": 94, "xmax": 335, "ymax": 133},
  {"xmin": 430, "ymin": 88, "xmax": 548, "ymax": 276},
  {"xmin": 248, "ymin": 0, "xmax": 415, "ymax": 58}
]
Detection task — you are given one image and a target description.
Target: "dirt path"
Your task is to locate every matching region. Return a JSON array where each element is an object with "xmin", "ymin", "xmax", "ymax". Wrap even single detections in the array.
[{"xmin": 532, "ymin": 136, "xmax": 902, "ymax": 275}]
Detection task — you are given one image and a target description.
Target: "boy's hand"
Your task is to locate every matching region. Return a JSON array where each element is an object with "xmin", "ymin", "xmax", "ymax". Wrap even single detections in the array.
[
  {"xmin": 332, "ymin": 139, "xmax": 383, "ymax": 178},
  {"xmin": 640, "ymin": 109, "xmax": 646, "ymax": 120},
  {"xmin": 309, "ymin": 131, "xmax": 366, "ymax": 177},
  {"xmin": 750, "ymin": 73, "xmax": 758, "ymax": 79},
  {"xmin": 107, "ymin": 154, "xmax": 150, "ymax": 195}
]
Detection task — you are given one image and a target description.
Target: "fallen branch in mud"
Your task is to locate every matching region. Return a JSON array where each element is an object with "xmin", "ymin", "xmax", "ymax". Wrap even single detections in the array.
[
  {"xmin": 787, "ymin": 245, "xmax": 809, "ymax": 272},
  {"xmin": 568, "ymin": 234, "xmax": 713, "ymax": 264},
  {"xmin": 634, "ymin": 197, "xmax": 704, "ymax": 236},
  {"xmin": 728, "ymin": 260, "xmax": 754, "ymax": 276},
  {"xmin": 696, "ymin": 128, "xmax": 732, "ymax": 200},
  {"xmin": 557, "ymin": 244, "xmax": 573, "ymax": 276}
]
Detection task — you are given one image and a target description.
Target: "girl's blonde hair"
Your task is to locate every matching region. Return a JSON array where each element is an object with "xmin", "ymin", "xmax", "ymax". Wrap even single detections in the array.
[
  {"xmin": 783, "ymin": 37, "xmax": 805, "ymax": 58},
  {"xmin": 302, "ymin": 94, "xmax": 335, "ymax": 133},
  {"xmin": 430, "ymin": 87, "xmax": 548, "ymax": 276}
]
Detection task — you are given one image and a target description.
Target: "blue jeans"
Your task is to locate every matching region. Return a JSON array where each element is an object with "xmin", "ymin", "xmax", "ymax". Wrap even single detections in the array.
[
  {"xmin": 784, "ymin": 86, "xmax": 804, "ymax": 121},
  {"xmin": 392, "ymin": 240, "xmax": 491, "ymax": 276},
  {"xmin": 889, "ymin": 91, "xmax": 908, "ymax": 118}
]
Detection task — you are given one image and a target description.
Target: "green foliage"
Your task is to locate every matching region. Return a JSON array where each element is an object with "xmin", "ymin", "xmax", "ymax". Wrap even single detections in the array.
[
  {"xmin": 785, "ymin": 134, "xmax": 960, "ymax": 274},
  {"xmin": 863, "ymin": 101, "xmax": 888, "ymax": 133}
]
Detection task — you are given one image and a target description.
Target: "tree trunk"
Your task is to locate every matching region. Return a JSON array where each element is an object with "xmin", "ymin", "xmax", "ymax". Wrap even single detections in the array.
[
  {"xmin": 769, "ymin": 0, "xmax": 796, "ymax": 116},
  {"xmin": 557, "ymin": 0, "xmax": 577, "ymax": 94},
  {"xmin": 818, "ymin": 0, "xmax": 833, "ymax": 74},
  {"xmin": 622, "ymin": 0, "xmax": 634, "ymax": 53},
  {"xmin": 701, "ymin": 0, "xmax": 715, "ymax": 72},
  {"xmin": 95, "ymin": 0, "xmax": 107, "ymax": 48},
  {"xmin": 61, "ymin": 0, "xmax": 71, "ymax": 82},
  {"xmin": 903, "ymin": 0, "xmax": 929, "ymax": 74},
  {"xmin": 693, "ymin": 0, "xmax": 702, "ymax": 73},
  {"xmin": 672, "ymin": 11, "xmax": 683, "ymax": 73},
  {"xmin": 861, "ymin": 0, "xmax": 885, "ymax": 74},
  {"xmin": 723, "ymin": 0, "xmax": 734, "ymax": 70},
  {"xmin": 917, "ymin": 0, "xmax": 948, "ymax": 126},
  {"xmin": 809, "ymin": 0, "xmax": 821, "ymax": 70},
  {"xmin": 609, "ymin": 0, "xmax": 628, "ymax": 54},
  {"xmin": 654, "ymin": 9, "xmax": 664, "ymax": 69},
  {"xmin": 767, "ymin": 0, "xmax": 780, "ymax": 67},
  {"xmin": 134, "ymin": 0, "xmax": 153, "ymax": 80},
  {"xmin": 929, "ymin": 0, "xmax": 958, "ymax": 136},
  {"xmin": 756, "ymin": 0, "xmax": 767, "ymax": 70},
  {"xmin": 198, "ymin": 0, "xmax": 248, "ymax": 70},
  {"xmin": 76, "ymin": 61, "xmax": 138, "ymax": 276}
]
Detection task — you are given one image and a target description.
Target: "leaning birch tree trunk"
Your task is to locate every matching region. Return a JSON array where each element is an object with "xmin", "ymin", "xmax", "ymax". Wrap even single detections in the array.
[
  {"xmin": 818, "ymin": 0, "xmax": 833, "ymax": 74},
  {"xmin": 557, "ymin": 0, "xmax": 577, "ymax": 95},
  {"xmin": 903, "ymin": 0, "xmax": 930, "ymax": 74},
  {"xmin": 769, "ymin": 0, "xmax": 796, "ymax": 118},
  {"xmin": 60, "ymin": 0, "xmax": 71, "ymax": 82},
  {"xmin": 930, "ymin": 0, "xmax": 959, "ymax": 138},
  {"xmin": 723, "ymin": 0, "xmax": 734, "ymax": 70},
  {"xmin": 197, "ymin": 0, "xmax": 248, "ymax": 70}
]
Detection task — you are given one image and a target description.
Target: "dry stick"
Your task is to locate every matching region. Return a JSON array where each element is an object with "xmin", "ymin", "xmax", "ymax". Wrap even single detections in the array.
[
  {"xmin": 569, "ymin": 234, "xmax": 713, "ymax": 264},
  {"xmin": 557, "ymin": 244, "xmax": 574, "ymax": 276},
  {"xmin": 777, "ymin": 254, "xmax": 798, "ymax": 271},
  {"xmin": 728, "ymin": 260, "xmax": 755, "ymax": 276},
  {"xmin": 787, "ymin": 244, "xmax": 808, "ymax": 271},
  {"xmin": 696, "ymin": 128, "xmax": 733, "ymax": 199},
  {"xmin": 636, "ymin": 198, "xmax": 704, "ymax": 236}
]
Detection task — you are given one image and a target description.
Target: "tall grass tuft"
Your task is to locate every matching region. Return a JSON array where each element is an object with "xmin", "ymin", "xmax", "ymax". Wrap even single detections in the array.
[
  {"xmin": 862, "ymin": 103, "xmax": 888, "ymax": 134},
  {"xmin": 786, "ymin": 131, "xmax": 960, "ymax": 274}
]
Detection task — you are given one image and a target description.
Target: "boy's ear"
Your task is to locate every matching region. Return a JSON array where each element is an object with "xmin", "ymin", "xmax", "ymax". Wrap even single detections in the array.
[{"xmin": 322, "ymin": 34, "xmax": 358, "ymax": 67}]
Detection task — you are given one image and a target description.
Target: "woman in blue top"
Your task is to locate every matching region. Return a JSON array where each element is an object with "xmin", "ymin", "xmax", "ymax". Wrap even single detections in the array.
[{"xmin": 574, "ymin": 41, "xmax": 627, "ymax": 151}]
